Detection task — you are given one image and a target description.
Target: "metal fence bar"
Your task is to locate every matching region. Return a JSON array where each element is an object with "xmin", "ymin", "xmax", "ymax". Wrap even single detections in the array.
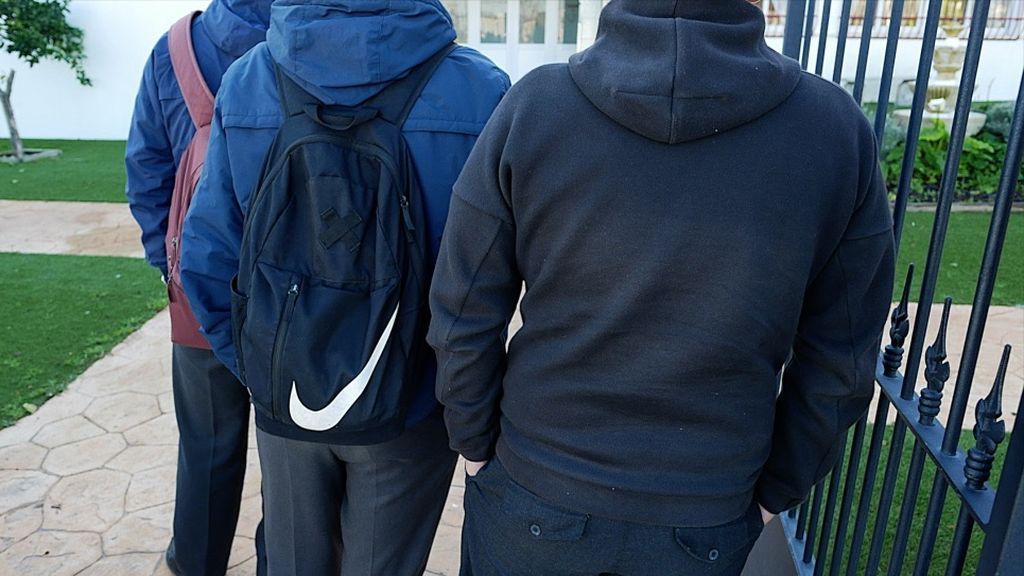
[
  {"xmin": 888, "ymin": 4, "xmax": 996, "ymax": 572},
  {"xmin": 966, "ymin": 68, "xmax": 1024, "ymax": 575},
  {"xmin": 865, "ymin": 1, "xmax": 986, "ymax": 567},
  {"xmin": 846, "ymin": 265, "xmax": 913, "ymax": 576},
  {"xmin": 978, "ymin": 389, "xmax": 1024, "ymax": 573},
  {"xmin": 796, "ymin": 496, "xmax": 811, "ymax": 540},
  {"xmin": 945, "ymin": 506, "xmax": 975, "ymax": 576},
  {"xmin": 872, "ymin": 0, "xmax": 907, "ymax": 141},
  {"xmin": 851, "ymin": 0, "xmax": 878, "ymax": 103},
  {"xmin": 800, "ymin": 0, "xmax": 817, "ymax": 70},
  {"xmin": 818, "ymin": 14, "xmax": 885, "ymax": 568},
  {"xmin": 803, "ymin": 479, "xmax": 827, "ymax": 564},
  {"xmin": 886, "ymin": 443, "xmax": 929, "ymax": 575},
  {"xmin": 813, "ymin": 433, "xmax": 847, "ymax": 576},
  {"xmin": 783, "ymin": 0, "xmax": 808, "ymax": 60},
  {"xmin": 891, "ymin": 0, "xmax": 944, "ymax": 253},
  {"xmin": 814, "ymin": 0, "xmax": 833, "ymax": 76},
  {"xmin": 865, "ymin": 422, "xmax": 906, "ymax": 574},
  {"xmin": 832, "ymin": 0, "xmax": 854, "ymax": 84},
  {"xmin": 935, "ymin": 348, "xmax": 1009, "ymax": 576},
  {"xmin": 939, "ymin": 53, "xmax": 1021, "ymax": 458},
  {"xmin": 888, "ymin": 298, "xmax": 953, "ymax": 575},
  {"xmin": 828, "ymin": 417, "xmax": 864, "ymax": 576}
]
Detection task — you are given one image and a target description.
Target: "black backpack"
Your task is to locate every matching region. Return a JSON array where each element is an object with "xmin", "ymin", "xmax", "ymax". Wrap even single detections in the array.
[{"xmin": 231, "ymin": 45, "xmax": 455, "ymax": 445}]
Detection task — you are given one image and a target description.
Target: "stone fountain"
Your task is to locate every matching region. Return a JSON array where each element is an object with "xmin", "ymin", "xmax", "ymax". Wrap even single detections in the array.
[{"xmin": 892, "ymin": 0, "xmax": 987, "ymax": 136}]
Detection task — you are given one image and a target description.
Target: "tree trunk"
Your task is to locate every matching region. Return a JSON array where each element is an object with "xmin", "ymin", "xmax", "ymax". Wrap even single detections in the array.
[{"xmin": 0, "ymin": 70, "xmax": 25, "ymax": 162}]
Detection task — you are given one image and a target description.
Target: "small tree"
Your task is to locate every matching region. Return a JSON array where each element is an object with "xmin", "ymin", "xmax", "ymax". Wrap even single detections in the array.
[{"xmin": 0, "ymin": 0, "xmax": 90, "ymax": 162}]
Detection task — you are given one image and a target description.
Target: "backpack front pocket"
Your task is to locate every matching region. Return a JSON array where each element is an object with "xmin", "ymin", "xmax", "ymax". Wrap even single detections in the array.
[{"xmin": 271, "ymin": 274, "xmax": 402, "ymax": 433}]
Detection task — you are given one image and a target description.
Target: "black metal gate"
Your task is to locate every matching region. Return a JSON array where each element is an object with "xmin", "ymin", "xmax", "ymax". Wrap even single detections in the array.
[{"xmin": 778, "ymin": 1, "xmax": 1024, "ymax": 575}]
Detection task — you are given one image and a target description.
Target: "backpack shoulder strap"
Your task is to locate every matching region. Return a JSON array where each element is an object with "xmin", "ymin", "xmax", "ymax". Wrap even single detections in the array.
[
  {"xmin": 373, "ymin": 43, "xmax": 458, "ymax": 128},
  {"xmin": 169, "ymin": 11, "xmax": 215, "ymax": 129},
  {"xmin": 271, "ymin": 43, "xmax": 457, "ymax": 130}
]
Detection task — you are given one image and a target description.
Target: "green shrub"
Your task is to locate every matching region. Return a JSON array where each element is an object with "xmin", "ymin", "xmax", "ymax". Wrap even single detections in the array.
[
  {"xmin": 983, "ymin": 102, "xmax": 1015, "ymax": 141},
  {"xmin": 882, "ymin": 119, "xmax": 1024, "ymax": 203}
]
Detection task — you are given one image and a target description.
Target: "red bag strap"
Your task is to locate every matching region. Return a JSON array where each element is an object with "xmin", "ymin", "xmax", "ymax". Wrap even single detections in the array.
[{"xmin": 168, "ymin": 11, "xmax": 215, "ymax": 129}]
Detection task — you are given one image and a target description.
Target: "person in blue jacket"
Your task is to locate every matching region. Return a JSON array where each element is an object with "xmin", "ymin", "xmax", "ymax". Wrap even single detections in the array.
[
  {"xmin": 180, "ymin": 1, "xmax": 509, "ymax": 573},
  {"xmin": 124, "ymin": 1, "xmax": 271, "ymax": 574}
]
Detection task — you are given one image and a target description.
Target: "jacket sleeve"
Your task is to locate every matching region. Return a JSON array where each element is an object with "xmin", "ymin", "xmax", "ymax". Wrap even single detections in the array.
[
  {"xmin": 755, "ymin": 142, "xmax": 896, "ymax": 514},
  {"xmin": 428, "ymin": 100, "xmax": 521, "ymax": 462},
  {"xmin": 180, "ymin": 101, "xmax": 244, "ymax": 377},
  {"xmin": 125, "ymin": 48, "xmax": 175, "ymax": 278}
]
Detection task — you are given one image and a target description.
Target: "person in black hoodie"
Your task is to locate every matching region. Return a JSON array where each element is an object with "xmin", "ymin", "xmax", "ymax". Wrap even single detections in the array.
[{"xmin": 428, "ymin": 1, "xmax": 895, "ymax": 574}]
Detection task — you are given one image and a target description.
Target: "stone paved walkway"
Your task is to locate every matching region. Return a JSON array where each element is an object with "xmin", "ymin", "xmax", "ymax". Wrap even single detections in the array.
[
  {"xmin": 0, "ymin": 200, "xmax": 142, "ymax": 258},
  {"xmin": 0, "ymin": 310, "xmax": 464, "ymax": 576},
  {"xmin": 0, "ymin": 199, "xmax": 1021, "ymax": 575}
]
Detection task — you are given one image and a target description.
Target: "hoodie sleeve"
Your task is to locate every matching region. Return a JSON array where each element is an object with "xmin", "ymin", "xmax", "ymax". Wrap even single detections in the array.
[
  {"xmin": 125, "ymin": 48, "xmax": 175, "ymax": 278},
  {"xmin": 180, "ymin": 100, "xmax": 244, "ymax": 378},
  {"xmin": 755, "ymin": 140, "xmax": 895, "ymax": 514},
  {"xmin": 428, "ymin": 100, "xmax": 521, "ymax": 462}
]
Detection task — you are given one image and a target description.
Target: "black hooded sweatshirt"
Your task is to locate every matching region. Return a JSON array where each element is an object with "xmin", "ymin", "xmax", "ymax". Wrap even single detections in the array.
[{"xmin": 429, "ymin": 0, "xmax": 895, "ymax": 526}]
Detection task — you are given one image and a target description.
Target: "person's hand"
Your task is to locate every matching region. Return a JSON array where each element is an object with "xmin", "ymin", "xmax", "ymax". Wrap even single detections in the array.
[
  {"xmin": 758, "ymin": 504, "xmax": 776, "ymax": 526},
  {"xmin": 465, "ymin": 459, "xmax": 489, "ymax": 477}
]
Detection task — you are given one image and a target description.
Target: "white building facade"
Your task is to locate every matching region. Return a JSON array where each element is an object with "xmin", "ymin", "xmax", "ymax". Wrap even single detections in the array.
[{"xmin": 0, "ymin": 0, "xmax": 1020, "ymax": 141}]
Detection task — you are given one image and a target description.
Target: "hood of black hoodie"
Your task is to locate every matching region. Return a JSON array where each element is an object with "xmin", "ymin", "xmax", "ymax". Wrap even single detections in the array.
[{"xmin": 568, "ymin": 0, "xmax": 801, "ymax": 144}]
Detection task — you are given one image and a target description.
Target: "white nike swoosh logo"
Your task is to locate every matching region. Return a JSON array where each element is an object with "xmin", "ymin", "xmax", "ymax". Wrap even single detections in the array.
[{"xmin": 289, "ymin": 303, "xmax": 399, "ymax": 432}]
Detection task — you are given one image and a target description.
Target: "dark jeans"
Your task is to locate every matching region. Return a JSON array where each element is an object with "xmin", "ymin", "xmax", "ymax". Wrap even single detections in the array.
[
  {"xmin": 461, "ymin": 458, "xmax": 764, "ymax": 576},
  {"xmin": 171, "ymin": 344, "xmax": 265, "ymax": 575},
  {"xmin": 256, "ymin": 411, "xmax": 458, "ymax": 576}
]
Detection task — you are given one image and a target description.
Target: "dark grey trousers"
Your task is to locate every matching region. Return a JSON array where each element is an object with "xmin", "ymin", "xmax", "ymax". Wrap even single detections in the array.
[
  {"xmin": 170, "ymin": 344, "xmax": 264, "ymax": 575},
  {"xmin": 256, "ymin": 412, "xmax": 458, "ymax": 576},
  {"xmin": 461, "ymin": 458, "xmax": 765, "ymax": 576}
]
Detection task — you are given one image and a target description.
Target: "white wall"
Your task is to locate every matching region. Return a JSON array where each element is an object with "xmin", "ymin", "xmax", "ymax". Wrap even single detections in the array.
[
  {"xmin": 0, "ymin": 1, "xmax": 1020, "ymax": 141},
  {"xmin": 0, "ymin": 0, "xmax": 207, "ymax": 141}
]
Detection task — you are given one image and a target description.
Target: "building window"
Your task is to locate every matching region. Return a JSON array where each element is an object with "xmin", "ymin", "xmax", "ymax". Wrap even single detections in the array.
[
  {"xmin": 750, "ymin": 0, "xmax": 787, "ymax": 36},
  {"xmin": 443, "ymin": 0, "xmax": 469, "ymax": 42},
  {"xmin": 756, "ymin": 0, "xmax": 1020, "ymax": 40},
  {"xmin": 560, "ymin": 0, "xmax": 580, "ymax": 44},
  {"xmin": 848, "ymin": 0, "xmax": 1021, "ymax": 39},
  {"xmin": 481, "ymin": 0, "xmax": 508, "ymax": 43},
  {"xmin": 521, "ymin": 0, "xmax": 546, "ymax": 43}
]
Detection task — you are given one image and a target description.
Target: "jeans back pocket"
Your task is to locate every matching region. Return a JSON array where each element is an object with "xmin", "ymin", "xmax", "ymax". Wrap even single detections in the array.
[
  {"xmin": 673, "ymin": 502, "xmax": 764, "ymax": 564},
  {"xmin": 500, "ymin": 476, "xmax": 589, "ymax": 542}
]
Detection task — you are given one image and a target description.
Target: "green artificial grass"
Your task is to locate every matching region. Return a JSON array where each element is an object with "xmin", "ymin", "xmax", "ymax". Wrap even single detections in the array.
[
  {"xmin": 803, "ymin": 424, "xmax": 1010, "ymax": 576},
  {"xmin": 896, "ymin": 211, "xmax": 1024, "ymax": 306},
  {"xmin": 0, "ymin": 139, "xmax": 127, "ymax": 203},
  {"xmin": 0, "ymin": 253, "xmax": 165, "ymax": 427}
]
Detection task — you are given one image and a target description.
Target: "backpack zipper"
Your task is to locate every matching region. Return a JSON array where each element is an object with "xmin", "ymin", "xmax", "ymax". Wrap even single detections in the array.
[
  {"xmin": 271, "ymin": 278, "xmax": 300, "ymax": 419},
  {"xmin": 399, "ymin": 195, "xmax": 416, "ymax": 242}
]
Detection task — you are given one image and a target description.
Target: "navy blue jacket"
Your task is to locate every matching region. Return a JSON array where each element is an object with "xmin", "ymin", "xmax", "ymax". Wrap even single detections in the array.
[
  {"xmin": 125, "ymin": 0, "xmax": 271, "ymax": 278},
  {"xmin": 180, "ymin": 0, "xmax": 510, "ymax": 427}
]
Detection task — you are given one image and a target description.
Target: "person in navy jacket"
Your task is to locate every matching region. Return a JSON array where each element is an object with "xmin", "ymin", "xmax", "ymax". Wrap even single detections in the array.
[
  {"xmin": 180, "ymin": 1, "xmax": 509, "ymax": 573},
  {"xmin": 124, "ymin": 1, "xmax": 271, "ymax": 574}
]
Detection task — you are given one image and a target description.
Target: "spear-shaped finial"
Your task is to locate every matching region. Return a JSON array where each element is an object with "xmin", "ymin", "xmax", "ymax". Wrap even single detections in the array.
[
  {"xmin": 965, "ymin": 345, "xmax": 1011, "ymax": 490},
  {"xmin": 883, "ymin": 264, "xmax": 915, "ymax": 376},
  {"xmin": 919, "ymin": 297, "xmax": 953, "ymax": 425}
]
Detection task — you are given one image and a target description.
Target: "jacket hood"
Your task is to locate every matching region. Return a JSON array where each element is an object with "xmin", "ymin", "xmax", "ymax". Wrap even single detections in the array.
[
  {"xmin": 200, "ymin": 0, "xmax": 272, "ymax": 58},
  {"xmin": 267, "ymin": 0, "xmax": 457, "ymax": 106},
  {"xmin": 568, "ymin": 0, "xmax": 801, "ymax": 144}
]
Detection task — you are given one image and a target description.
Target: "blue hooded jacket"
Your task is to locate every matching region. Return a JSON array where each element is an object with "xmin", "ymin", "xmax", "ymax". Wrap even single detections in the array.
[
  {"xmin": 180, "ymin": 0, "xmax": 510, "ymax": 427},
  {"xmin": 125, "ymin": 0, "xmax": 272, "ymax": 277}
]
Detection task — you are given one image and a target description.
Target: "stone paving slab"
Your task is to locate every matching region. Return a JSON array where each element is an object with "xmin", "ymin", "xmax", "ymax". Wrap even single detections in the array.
[
  {"xmin": 0, "ymin": 200, "xmax": 143, "ymax": 258},
  {"xmin": 0, "ymin": 303, "xmax": 1019, "ymax": 575}
]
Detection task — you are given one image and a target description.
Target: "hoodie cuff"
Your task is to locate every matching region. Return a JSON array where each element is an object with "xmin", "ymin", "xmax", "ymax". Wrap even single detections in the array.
[
  {"xmin": 449, "ymin": 426, "xmax": 498, "ymax": 463},
  {"xmin": 754, "ymin": 473, "xmax": 804, "ymax": 515}
]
